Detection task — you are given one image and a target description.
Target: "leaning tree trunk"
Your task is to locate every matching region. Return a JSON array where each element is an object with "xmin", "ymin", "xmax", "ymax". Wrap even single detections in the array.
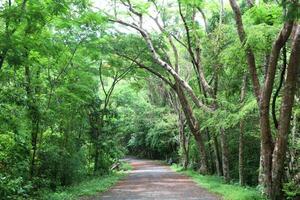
[{"xmin": 175, "ymin": 83, "xmax": 209, "ymax": 174}]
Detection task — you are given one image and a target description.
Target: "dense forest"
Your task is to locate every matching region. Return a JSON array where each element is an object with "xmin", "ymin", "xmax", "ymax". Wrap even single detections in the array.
[{"xmin": 0, "ymin": 0, "xmax": 299, "ymax": 199}]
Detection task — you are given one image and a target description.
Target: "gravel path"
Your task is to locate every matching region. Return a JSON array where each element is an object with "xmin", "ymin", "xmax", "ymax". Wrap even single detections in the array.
[{"xmin": 87, "ymin": 158, "xmax": 220, "ymax": 200}]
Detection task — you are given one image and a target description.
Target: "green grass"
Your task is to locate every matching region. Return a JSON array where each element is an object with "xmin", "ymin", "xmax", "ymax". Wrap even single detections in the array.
[
  {"xmin": 42, "ymin": 172, "xmax": 127, "ymax": 200},
  {"xmin": 119, "ymin": 161, "xmax": 133, "ymax": 171},
  {"xmin": 171, "ymin": 164, "xmax": 265, "ymax": 200}
]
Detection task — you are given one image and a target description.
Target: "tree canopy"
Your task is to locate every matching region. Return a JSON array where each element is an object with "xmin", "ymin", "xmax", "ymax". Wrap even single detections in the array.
[{"xmin": 0, "ymin": 0, "xmax": 299, "ymax": 199}]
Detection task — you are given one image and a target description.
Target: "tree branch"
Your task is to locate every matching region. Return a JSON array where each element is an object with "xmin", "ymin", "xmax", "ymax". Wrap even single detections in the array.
[
  {"xmin": 229, "ymin": 0, "xmax": 261, "ymax": 101},
  {"xmin": 115, "ymin": 52, "xmax": 174, "ymax": 88},
  {"xmin": 110, "ymin": 18, "xmax": 213, "ymax": 112},
  {"xmin": 99, "ymin": 60, "xmax": 108, "ymax": 97},
  {"xmin": 178, "ymin": 1, "xmax": 213, "ymax": 96},
  {"xmin": 197, "ymin": 7, "xmax": 209, "ymax": 34},
  {"xmin": 120, "ymin": 0, "xmax": 143, "ymax": 28},
  {"xmin": 148, "ymin": 7, "xmax": 179, "ymax": 71},
  {"xmin": 262, "ymin": 21, "xmax": 294, "ymax": 103}
]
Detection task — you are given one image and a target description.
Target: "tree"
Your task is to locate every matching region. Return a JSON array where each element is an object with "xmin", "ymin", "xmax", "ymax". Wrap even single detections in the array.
[{"xmin": 229, "ymin": 0, "xmax": 300, "ymax": 198}]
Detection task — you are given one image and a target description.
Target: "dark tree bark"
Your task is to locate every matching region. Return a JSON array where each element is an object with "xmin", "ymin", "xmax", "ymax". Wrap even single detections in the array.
[
  {"xmin": 271, "ymin": 46, "xmax": 287, "ymax": 129},
  {"xmin": 239, "ymin": 74, "xmax": 247, "ymax": 185},
  {"xmin": 213, "ymin": 135, "xmax": 222, "ymax": 176},
  {"xmin": 220, "ymin": 128, "xmax": 230, "ymax": 182},
  {"xmin": 179, "ymin": 113, "xmax": 189, "ymax": 169},
  {"xmin": 239, "ymin": 119, "xmax": 245, "ymax": 185},
  {"xmin": 24, "ymin": 65, "xmax": 40, "ymax": 178},
  {"xmin": 0, "ymin": 50, "xmax": 8, "ymax": 71},
  {"xmin": 205, "ymin": 128, "xmax": 215, "ymax": 173}
]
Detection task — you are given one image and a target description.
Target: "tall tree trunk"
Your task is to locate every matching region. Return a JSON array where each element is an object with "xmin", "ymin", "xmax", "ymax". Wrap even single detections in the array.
[
  {"xmin": 24, "ymin": 65, "xmax": 40, "ymax": 178},
  {"xmin": 167, "ymin": 88, "xmax": 190, "ymax": 169},
  {"xmin": 213, "ymin": 135, "xmax": 222, "ymax": 176},
  {"xmin": 88, "ymin": 108, "xmax": 102, "ymax": 174},
  {"xmin": 239, "ymin": 117, "xmax": 245, "ymax": 185},
  {"xmin": 94, "ymin": 143, "xmax": 100, "ymax": 173},
  {"xmin": 184, "ymin": 133, "xmax": 191, "ymax": 170},
  {"xmin": 220, "ymin": 128, "xmax": 230, "ymax": 182},
  {"xmin": 271, "ymin": 25, "xmax": 300, "ymax": 200},
  {"xmin": 205, "ymin": 128, "xmax": 215, "ymax": 173},
  {"xmin": 287, "ymin": 109, "xmax": 297, "ymax": 180},
  {"xmin": 178, "ymin": 116, "xmax": 189, "ymax": 169},
  {"xmin": 259, "ymin": 98, "xmax": 274, "ymax": 196},
  {"xmin": 194, "ymin": 133, "xmax": 209, "ymax": 174},
  {"xmin": 258, "ymin": 141, "xmax": 265, "ymax": 186},
  {"xmin": 239, "ymin": 74, "xmax": 247, "ymax": 185},
  {"xmin": 94, "ymin": 113, "xmax": 104, "ymax": 173}
]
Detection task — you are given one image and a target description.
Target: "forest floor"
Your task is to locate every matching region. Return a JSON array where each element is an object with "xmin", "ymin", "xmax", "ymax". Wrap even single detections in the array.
[{"xmin": 83, "ymin": 158, "xmax": 220, "ymax": 200}]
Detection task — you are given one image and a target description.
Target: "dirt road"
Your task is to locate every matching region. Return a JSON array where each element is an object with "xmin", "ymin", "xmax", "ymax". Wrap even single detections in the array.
[{"xmin": 92, "ymin": 158, "xmax": 220, "ymax": 200}]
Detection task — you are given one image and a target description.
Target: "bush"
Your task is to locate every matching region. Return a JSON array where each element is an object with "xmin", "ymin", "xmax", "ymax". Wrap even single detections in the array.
[
  {"xmin": 0, "ymin": 175, "xmax": 32, "ymax": 200},
  {"xmin": 283, "ymin": 181, "xmax": 300, "ymax": 200}
]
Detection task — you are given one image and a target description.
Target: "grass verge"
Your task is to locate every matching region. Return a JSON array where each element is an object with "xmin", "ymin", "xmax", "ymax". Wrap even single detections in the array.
[
  {"xmin": 42, "ymin": 172, "xmax": 126, "ymax": 200},
  {"xmin": 171, "ymin": 164, "xmax": 265, "ymax": 200},
  {"xmin": 119, "ymin": 161, "xmax": 133, "ymax": 171},
  {"xmin": 42, "ymin": 161, "xmax": 132, "ymax": 200}
]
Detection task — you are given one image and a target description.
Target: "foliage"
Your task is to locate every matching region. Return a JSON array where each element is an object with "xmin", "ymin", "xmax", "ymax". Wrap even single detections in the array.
[
  {"xmin": 0, "ymin": 0, "xmax": 299, "ymax": 199},
  {"xmin": 244, "ymin": 3, "xmax": 282, "ymax": 26},
  {"xmin": 282, "ymin": 181, "xmax": 300, "ymax": 200},
  {"xmin": 115, "ymin": 83, "xmax": 179, "ymax": 160},
  {"xmin": 41, "ymin": 172, "xmax": 127, "ymax": 200},
  {"xmin": 171, "ymin": 164, "xmax": 265, "ymax": 200},
  {"xmin": 0, "ymin": 0, "xmax": 125, "ymax": 198}
]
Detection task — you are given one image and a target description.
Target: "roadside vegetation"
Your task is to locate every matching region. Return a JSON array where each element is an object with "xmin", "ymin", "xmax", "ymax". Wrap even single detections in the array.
[
  {"xmin": 172, "ymin": 164, "xmax": 265, "ymax": 200},
  {"xmin": 42, "ymin": 172, "xmax": 126, "ymax": 200},
  {"xmin": 42, "ymin": 161, "xmax": 131, "ymax": 200}
]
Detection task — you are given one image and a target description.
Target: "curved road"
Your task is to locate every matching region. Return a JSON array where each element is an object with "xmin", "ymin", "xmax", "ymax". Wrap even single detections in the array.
[{"xmin": 91, "ymin": 158, "xmax": 220, "ymax": 200}]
